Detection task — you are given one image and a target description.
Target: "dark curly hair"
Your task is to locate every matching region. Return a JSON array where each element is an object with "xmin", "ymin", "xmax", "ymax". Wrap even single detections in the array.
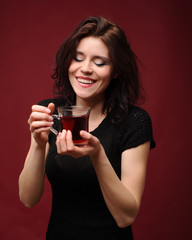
[{"xmin": 52, "ymin": 16, "xmax": 144, "ymax": 123}]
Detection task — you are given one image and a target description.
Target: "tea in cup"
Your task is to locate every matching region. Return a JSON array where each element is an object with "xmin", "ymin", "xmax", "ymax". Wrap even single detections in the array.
[{"xmin": 50, "ymin": 106, "xmax": 91, "ymax": 146}]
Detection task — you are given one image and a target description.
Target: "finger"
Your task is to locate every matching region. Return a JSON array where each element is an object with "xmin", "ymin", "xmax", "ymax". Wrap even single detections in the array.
[
  {"xmin": 60, "ymin": 130, "xmax": 67, "ymax": 152},
  {"xmin": 33, "ymin": 127, "xmax": 51, "ymax": 134},
  {"xmin": 32, "ymin": 105, "xmax": 51, "ymax": 114},
  {"xmin": 47, "ymin": 103, "xmax": 55, "ymax": 114},
  {"xmin": 30, "ymin": 121, "xmax": 53, "ymax": 132},
  {"xmin": 80, "ymin": 131, "xmax": 100, "ymax": 146},
  {"xmin": 56, "ymin": 132, "xmax": 62, "ymax": 154},
  {"xmin": 66, "ymin": 130, "xmax": 75, "ymax": 151},
  {"xmin": 29, "ymin": 112, "xmax": 53, "ymax": 123}
]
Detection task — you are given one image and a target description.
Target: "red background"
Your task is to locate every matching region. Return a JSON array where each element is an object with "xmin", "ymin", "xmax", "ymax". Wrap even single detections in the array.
[{"xmin": 0, "ymin": 0, "xmax": 192, "ymax": 239}]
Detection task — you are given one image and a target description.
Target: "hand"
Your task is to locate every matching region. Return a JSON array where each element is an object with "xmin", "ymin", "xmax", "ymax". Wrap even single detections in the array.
[
  {"xmin": 28, "ymin": 103, "xmax": 55, "ymax": 147},
  {"xmin": 56, "ymin": 130, "xmax": 102, "ymax": 159}
]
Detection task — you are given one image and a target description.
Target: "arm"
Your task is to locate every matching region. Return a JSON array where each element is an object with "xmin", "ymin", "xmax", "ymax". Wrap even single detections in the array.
[
  {"xmin": 91, "ymin": 141, "xmax": 150, "ymax": 228},
  {"xmin": 18, "ymin": 103, "xmax": 54, "ymax": 208},
  {"xmin": 18, "ymin": 138, "xmax": 49, "ymax": 208},
  {"xmin": 56, "ymin": 130, "xmax": 150, "ymax": 227}
]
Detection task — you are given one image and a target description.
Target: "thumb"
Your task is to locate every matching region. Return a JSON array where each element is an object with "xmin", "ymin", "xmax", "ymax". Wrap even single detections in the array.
[
  {"xmin": 48, "ymin": 103, "xmax": 55, "ymax": 114},
  {"xmin": 80, "ymin": 131, "xmax": 99, "ymax": 146}
]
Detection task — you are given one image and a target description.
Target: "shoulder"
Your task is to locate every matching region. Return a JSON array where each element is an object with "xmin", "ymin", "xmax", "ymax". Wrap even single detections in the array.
[
  {"xmin": 119, "ymin": 105, "xmax": 156, "ymax": 150},
  {"xmin": 126, "ymin": 105, "xmax": 152, "ymax": 126}
]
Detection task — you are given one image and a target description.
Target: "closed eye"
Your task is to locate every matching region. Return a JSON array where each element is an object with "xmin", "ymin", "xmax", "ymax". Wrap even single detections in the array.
[
  {"xmin": 74, "ymin": 52, "xmax": 84, "ymax": 62},
  {"xmin": 74, "ymin": 56, "xmax": 83, "ymax": 62},
  {"xmin": 94, "ymin": 62, "xmax": 107, "ymax": 67},
  {"xmin": 94, "ymin": 56, "xmax": 110, "ymax": 67}
]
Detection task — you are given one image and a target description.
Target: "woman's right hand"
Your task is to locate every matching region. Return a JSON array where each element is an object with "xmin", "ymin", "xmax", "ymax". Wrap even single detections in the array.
[{"xmin": 28, "ymin": 103, "xmax": 55, "ymax": 147}]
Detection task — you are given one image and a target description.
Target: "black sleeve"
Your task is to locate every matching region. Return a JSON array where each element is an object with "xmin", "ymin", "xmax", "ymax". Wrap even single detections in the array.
[
  {"xmin": 37, "ymin": 99, "xmax": 53, "ymax": 107},
  {"xmin": 120, "ymin": 106, "xmax": 156, "ymax": 152},
  {"xmin": 37, "ymin": 98, "xmax": 66, "ymax": 114}
]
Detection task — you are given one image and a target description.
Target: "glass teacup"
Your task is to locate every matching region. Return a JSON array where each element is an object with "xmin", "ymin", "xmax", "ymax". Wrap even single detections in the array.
[{"xmin": 50, "ymin": 106, "xmax": 91, "ymax": 146}]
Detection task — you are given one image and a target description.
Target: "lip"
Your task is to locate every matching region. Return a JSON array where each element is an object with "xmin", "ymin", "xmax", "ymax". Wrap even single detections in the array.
[
  {"xmin": 76, "ymin": 76, "xmax": 96, "ymax": 81},
  {"xmin": 76, "ymin": 76, "xmax": 96, "ymax": 88}
]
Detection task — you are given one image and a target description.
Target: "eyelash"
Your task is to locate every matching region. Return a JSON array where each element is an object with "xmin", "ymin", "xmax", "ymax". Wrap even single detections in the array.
[
  {"xmin": 74, "ymin": 57, "xmax": 82, "ymax": 62},
  {"xmin": 74, "ymin": 57, "xmax": 107, "ymax": 67},
  {"xmin": 96, "ymin": 63, "xmax": 106, "ymax": 67}
]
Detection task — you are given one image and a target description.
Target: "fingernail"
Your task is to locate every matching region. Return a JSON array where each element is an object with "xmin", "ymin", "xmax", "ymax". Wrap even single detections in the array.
[
  {"xmin": 46, "ymin": 108, "xmax": 51, "ymax": 113},
  {"xmin": 80, "ymin": 131, "xmax": 86, "ymax": 137}
]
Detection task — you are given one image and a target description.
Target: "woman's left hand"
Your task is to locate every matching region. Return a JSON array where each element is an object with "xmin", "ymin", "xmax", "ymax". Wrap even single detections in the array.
[{"xmin": 56, "ymin": 130, "xmax": 102, "ymax": 158}]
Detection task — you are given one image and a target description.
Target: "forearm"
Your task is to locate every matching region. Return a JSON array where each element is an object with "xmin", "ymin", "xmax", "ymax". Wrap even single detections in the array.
[
  {"xmin": 91, "ymin": 147, "xmax": 139, "ymax": 228},
  {"xmin": 19, "ymin": 141, "xmax": 47, "ymax": 208}
]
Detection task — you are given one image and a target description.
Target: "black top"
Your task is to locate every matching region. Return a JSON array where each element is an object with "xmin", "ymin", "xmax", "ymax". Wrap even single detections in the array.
[{"xmin": 38, "ymin": 98, "xmax": 156, "ymax": 240}]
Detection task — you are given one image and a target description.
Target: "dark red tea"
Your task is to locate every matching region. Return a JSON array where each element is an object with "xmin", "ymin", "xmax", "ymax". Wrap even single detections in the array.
[{"xmin": 59, "ymin": 115, "xmax": 89, "ymax": 145}]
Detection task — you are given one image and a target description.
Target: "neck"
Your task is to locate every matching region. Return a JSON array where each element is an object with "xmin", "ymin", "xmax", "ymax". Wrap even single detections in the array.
[
  {"xmin": 76, "ymin": 95, "xmax": 105, "ymax": 115},
  {"xmin": 76, "ymin": 96, "xmax": 106, "ymax": 131}
]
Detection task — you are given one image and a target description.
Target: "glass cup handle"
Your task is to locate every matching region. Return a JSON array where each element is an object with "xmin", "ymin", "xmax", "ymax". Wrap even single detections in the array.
[{"xmin": 50, "ymin": 114, "xmax": 59, "ymax": 136}]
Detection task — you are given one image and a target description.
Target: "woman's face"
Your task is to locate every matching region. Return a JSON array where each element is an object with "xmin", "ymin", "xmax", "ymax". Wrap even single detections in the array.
[{"xmin": 68, "ymin": 36, "xmax": 114, "ymax": 104}]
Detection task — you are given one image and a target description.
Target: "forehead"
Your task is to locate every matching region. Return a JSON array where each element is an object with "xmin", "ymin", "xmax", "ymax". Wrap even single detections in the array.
[{"xmin": 76, "ymin": 36, "xmax": 110, "ymax": 57}]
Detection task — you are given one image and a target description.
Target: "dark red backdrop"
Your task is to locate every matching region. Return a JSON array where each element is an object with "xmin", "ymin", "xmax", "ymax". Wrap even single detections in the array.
[{"xmin": 1, "ymin": 0, "xmax": 191, "ymax": 239}]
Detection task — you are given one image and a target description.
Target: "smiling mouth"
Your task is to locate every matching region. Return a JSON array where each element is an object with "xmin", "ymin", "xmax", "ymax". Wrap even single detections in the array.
[{"xmin": 76, "ymin": 77, "xmax": 96, "ymax": 84}]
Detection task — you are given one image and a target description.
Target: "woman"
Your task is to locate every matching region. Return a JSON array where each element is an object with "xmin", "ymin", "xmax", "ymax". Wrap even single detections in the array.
[{"xmin": 19, "ymin": 16, "xmax": 155, "ymax": 239}]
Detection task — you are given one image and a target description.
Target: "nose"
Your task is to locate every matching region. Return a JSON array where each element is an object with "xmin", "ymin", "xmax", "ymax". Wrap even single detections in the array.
[{"xmin": 80, "ymin": 61, "xmax": 93, "ymax": 75}]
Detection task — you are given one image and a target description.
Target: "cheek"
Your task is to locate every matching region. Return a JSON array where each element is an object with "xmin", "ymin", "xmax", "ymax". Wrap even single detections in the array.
[
  {"xmin": 68, "ymin": 65, "xmax": 75, "ymax": 84},
  {"xmin": 68, "ymin": 61, "xmax": 78, "ymax": 74},
  {"xmin": 100, "ymin": 69, "xmax": 113, "ymax": 83},
  {"xmin": 68, "ymin": 65, "xmax": 74, "ymax": 75}
]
